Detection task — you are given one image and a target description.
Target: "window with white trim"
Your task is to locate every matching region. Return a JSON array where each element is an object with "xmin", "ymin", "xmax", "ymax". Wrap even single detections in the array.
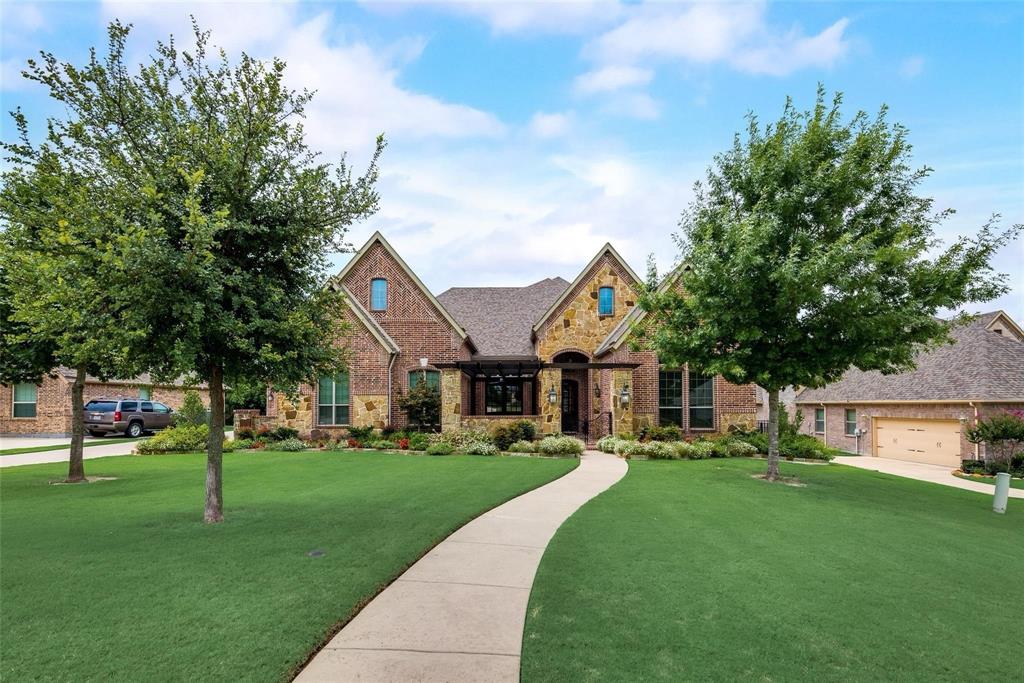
[
  {"xmin": 688, "ymin": 373, "xmax": 714, "ymax": 429},
  {"xmin": 844, "ymin": 409, "xmax": 857, "ymax": 436},
  {"xmin": 318, "ymin": 373, "xmax": 350, "ymax": 425},
  {"xmin": 814, "ymin": 408, "xmax": 825, "ymax": 434},
  {"xmin": 370, "ymin": 278, "xmax": 388, "ymax": 311}
]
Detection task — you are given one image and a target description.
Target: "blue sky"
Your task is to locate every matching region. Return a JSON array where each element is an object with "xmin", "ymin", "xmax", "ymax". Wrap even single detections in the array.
[{"xmin": 2, "ymin": 1, "xmax": 1022, "ymax": 319}]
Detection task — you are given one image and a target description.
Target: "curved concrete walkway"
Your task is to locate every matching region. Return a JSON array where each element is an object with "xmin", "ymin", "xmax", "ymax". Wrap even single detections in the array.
[
  {"xmin": 834, "ymin": 455, "xmax": 1024, "ymax": 499},
  {"xmin": 296, "ymin": 450, "xmax": 627, "ymax": 682}
]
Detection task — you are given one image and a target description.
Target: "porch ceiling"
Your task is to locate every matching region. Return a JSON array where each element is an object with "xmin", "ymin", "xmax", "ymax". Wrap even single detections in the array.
[{"xmin": 434, "ymin": 358, "xmax": 641, "ymax": 379}]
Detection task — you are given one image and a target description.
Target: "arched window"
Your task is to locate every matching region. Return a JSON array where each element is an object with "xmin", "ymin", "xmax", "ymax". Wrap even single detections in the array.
[{"xmin": 370, "ymin": 278, "xmax": 388, "ymax": 311}]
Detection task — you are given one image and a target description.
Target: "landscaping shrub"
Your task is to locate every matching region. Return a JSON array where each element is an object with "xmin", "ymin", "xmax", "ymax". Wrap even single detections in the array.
[
  {"xmin": 780, "ymin": 434, "xmax": 837, "ymax": 461},
  {"xmin": 232, "ymin": 438, "xmax": 254, "ymax": 450},
  {"xmin": 737, "ymin": 431, "xmax": 769, "ymax": 453},
  {"xmin": 221, "ymin": 439, "xmax": 237, "ymax": 453},
  {"xmin": 136, "ymin": 424, "xmax": 210, "ymax": 454},
  {"xmin": 595, "ymin": 435, "xmax": 619, "ymax": 453},
  {"xmin": 430, "ymin": 428, "xmax": 491, "ymax": 450},
  {"xmin": 689, "ymin": 441, "xmax": 715, "ymax": 459},
  {"xmin": 709, "ymin": 439, "xmax": 733, "ymax": 458},
  {"xmin": 270, "ymin": 426, "xmax": 299, "ymax": 442},
  {"xmin": 614, "ymin": 440, "xmax": 648, "ymax": 459},
  {"xmin": 727, "ymin": 440, "xmax": 758, "ymax": 458},
  {"xmin": 960, "ymin": 459, "xmax": 986, "ymax": 474},
  {"xmin": 234, "ymin": 427, "xmax": 255, "ymax": 440},
  {"xmin": 408, "ymin": 433, "xmax": 430, "ymax": 451},
  {"xmin": 326, "ymin": 440, "xmax": 348, "ymax": 451},
  {"xmin": 489, "ymin": 420, "xmax": 537, "ymax": 450},
  {"xmin": 173, "ymin": 390, "xmax": 208, "ymax": 427},
  {"xmin": 425, "ymin": 442, "xmax": 454, "ymax": 456},
  {"xmin": 672, "ymin": 441, "xmax": 696, "ymax": 459},
  {"xmin": 369, "ymin": 440, "xmax": 397, "ymax": 450},
  {"xmin": 348, "ymin": 425, "xmax": 375, "ymax": 442},
  {"xmin": 508, "ymin": 440, "xmax": 538, "ymax": 454},
  {"xmin": 643, "ymin": 425, "xmax": 683, "ymax": 442},
  {"xmin": 462, "ymin": 441, "xmax": 499, "ymax": 456},
  {"xmin": 274, "ymin": 438, "xmax": 307, "ymax": 452},
  {"xmin": 645, "ymin": 441, "xmax": 679, "ymax": 459},
  {"xmin": 538, "ymin": 435, "xmax": 585, "ymax": 457},
  {"xmin": 397, "ymin": 437, "xmax": 410, "ymax": 450}
]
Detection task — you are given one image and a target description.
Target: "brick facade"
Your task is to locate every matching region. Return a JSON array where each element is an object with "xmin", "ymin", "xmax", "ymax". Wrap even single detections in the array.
[
  {"xmin": 796, "ymin": 400, "xmax": 1024, "ymax": 460},
  {"xmin": 1, "ymin": 375, "xmax": 210, "ymax": 437}
]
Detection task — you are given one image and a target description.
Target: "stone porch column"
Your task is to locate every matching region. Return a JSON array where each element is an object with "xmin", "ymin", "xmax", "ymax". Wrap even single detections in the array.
[
  {"xmin": 538, "ymin": 368, "xmax": 562, "ymax": 435},
  {"xmin": 440, "ymin": 369, "xmax": 462, "ymax": 432},
  {"xmin": 611, "ymin": 369, "xmax": 634, "ymax": 436}
]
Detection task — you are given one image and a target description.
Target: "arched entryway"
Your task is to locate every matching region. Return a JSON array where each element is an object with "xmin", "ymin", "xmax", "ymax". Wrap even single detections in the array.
[{"xmin": 552, "ymin": 351, "xmax": 590, "ymax": 439}]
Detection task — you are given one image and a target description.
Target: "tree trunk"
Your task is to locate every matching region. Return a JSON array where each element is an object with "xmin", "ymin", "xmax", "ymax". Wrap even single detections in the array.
[
  {"xmin": 204, "ymin": 364, "xmax": 225, "ymax": 523},
  {"xmin": 67, "ymin": 365, "xmax": 87, "ymax": 483},
  {"xmin": 765, "ymin": 387, "xmax": 780, "ymax": 481}
]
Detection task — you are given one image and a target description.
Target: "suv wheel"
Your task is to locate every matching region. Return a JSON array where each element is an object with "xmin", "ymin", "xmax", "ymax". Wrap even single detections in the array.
[
  {"xmin": 126, "ymin": 422, "xmax": 144, "ymax": 438},
  {"xmin": 88, "ymin": 430, "xmax": 104, "ymax": 438}
]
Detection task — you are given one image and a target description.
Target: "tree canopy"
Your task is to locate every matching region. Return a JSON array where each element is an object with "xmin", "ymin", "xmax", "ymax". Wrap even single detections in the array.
[{"xmin": 638, "ymin": 87, "xmax": 1020, "ymax": 479}]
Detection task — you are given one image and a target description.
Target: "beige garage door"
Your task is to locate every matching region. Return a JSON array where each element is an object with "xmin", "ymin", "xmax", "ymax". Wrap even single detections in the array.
[{"xmin": 874, "ymin": 418, "xmax": 961, "ymax": 467}]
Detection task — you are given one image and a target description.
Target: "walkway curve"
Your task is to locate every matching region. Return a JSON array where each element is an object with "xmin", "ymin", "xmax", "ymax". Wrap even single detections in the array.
[{"xmin": 296, "ymin": 450, "xmax": 627, "ymax": 682}]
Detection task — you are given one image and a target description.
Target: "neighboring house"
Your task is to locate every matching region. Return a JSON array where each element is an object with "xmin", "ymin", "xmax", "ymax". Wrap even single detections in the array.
[
  {"xmin": 264, "ymin": 232, "xmax": 757, "ymax": 443},
  {"xmin": 1, "ymin": 370, "xmax": 210, "ymax": 437},
  {"xmin": 795, "ymin": 311, "xmax": 1024, "ymax": 466},
  {"xmin": 755, "ymin": 386, "xmax": 798, "ymax": 423}
]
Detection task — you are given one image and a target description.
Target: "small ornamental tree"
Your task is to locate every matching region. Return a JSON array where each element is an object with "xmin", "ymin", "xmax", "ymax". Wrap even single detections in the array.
[
  {"xmin": 638, "ymin": 87, "xmax": 1020, "ymax": 481},
  {"xmin": 399, "ymin": 375, "xmax": 441, "ymax": 430},
  {"xmin": 966, "ymin": 412, "xmax": 1024, "ymax": 475},
  {"xmin": 18, "ymin": 21, "xmax": 383, "ymax": 521}
]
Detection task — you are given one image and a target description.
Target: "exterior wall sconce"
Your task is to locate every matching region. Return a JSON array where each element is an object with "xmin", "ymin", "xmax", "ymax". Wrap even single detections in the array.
[
  {"xmin": 958, "ymin": 412, "xmax": 967, "ymax": 424},
  {"xmin": 594, "ymin": 383, "xmax": 601, "ymax": 399},
  {"xmin": 419, "ymin": 357, "xmax": 429, "ymax": 368},
  {"xmin": 619, "ymin": 384, "xmax": 630, "ymax": 406},
  {"xmin": 548, "ymin": 385, "xmax": 558, "ymax": 405}
]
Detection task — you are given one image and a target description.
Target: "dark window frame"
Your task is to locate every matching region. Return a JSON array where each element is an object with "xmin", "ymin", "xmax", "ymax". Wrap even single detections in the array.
[
  {"xmin": 485, "ymin": 378, "xmax": 524, "ymax": 415},
  {"xmin": 12, "ymin": 383, "xmax": 37, "ymax": 418},
  {"xmin": 409, "ymin": 369, "xmax": 440, "ymax": 392},
  {"xmin": 658, "ymin": 370, "xmax": 684, "ymax": 428},
  {"xmin": 688, "ymin": 372, "xmax": 715, "ymax": 430}
]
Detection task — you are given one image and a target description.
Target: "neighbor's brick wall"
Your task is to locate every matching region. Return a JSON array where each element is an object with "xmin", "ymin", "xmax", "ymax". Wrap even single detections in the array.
[
  {"xmin": 1, "ymin": 376, "xmax": 210, "ymax": 437},
  {"xmin": 795, "ymin": 401, "xmax": 1024, "ymax": 460}
]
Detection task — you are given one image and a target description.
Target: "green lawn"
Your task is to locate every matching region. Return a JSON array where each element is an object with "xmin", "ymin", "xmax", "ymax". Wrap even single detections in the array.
[
  {"xmin": 522, "ymin": 459, "xmax": 1021, "ymax": 682},
  {"xmin": 953, "ymin": 471, "xmax": 1024, "ymax": 489},
  {"xmin": 1, "ymin": 450, "xmax": 575, "ymax": 682},
  {"xmin": 0, "ymin": 436, "xmax": 144, "ymax": 455}
]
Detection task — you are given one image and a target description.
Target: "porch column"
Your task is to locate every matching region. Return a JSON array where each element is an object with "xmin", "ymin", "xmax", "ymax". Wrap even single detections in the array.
[
  {"xmin": 440, "ymin": 368, "xmax": 462, "ymax": 432},
  {"xmin": 538, "ymin": 368, "xmax": 562, "ymax": 435},
  {"xmin": 611, "ymin": 369, "xmax": 634, "ymax": 436}
]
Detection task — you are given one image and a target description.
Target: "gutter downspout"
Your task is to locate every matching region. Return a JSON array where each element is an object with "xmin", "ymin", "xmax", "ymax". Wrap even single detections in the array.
[{"xmin": 386, "ymin": 352, "xmax": 397, "ymax": 427}]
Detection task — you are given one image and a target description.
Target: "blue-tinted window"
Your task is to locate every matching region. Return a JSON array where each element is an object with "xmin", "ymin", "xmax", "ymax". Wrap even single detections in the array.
[
  {"xmin": 598, "ymin": 286, "xmax": 614, "ymax": 315},
  {"xmin": 370, "ymin": 278, "xmax": 387, "ymax": 311}
]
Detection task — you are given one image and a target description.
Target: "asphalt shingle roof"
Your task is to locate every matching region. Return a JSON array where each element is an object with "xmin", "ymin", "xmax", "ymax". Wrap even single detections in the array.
[
  {"xmin": 796, "ymin": 312, "xmax": 1024, "ymax": 403},
  {"xmin": 437, "ymin": 278, "xmax": 570, "ymax": 356}
]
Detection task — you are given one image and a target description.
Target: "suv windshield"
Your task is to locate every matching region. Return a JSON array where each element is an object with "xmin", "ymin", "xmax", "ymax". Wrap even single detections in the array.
[{"xmin": 85, "ymin": 401, "xmax": 117, "ymax": 412}]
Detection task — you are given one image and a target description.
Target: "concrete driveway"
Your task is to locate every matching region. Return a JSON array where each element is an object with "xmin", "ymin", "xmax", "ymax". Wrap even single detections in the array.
[
  {"xmin": 1, "ymin": 431, "xmax": 232, "ymax": 468},
  {"xmin": 834, "ymin": 455, "xmax": 1024, "ymax": 499}
]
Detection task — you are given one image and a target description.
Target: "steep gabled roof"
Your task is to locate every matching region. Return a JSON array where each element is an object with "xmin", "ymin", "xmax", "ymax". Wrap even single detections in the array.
[
  {"xmin": 795, "ymin": 312, "xmax": 1024, "ymax": 403},
  {"xmin": 532, "ymin": 243, "xmax": 641, "ymax": 334},
  {"xmin": 339, "ymin": 284, "xmax": 400, "ymax": 354},
  {"xmin": 438, "ymin": 278, "xmax": 569, "ymax": 356},
  {"xmin": 330, "ymin": 231, "xmax": 472, "ymax": 345}
]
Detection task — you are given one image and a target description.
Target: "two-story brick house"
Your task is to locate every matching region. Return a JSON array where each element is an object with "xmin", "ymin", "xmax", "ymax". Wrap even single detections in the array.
[{"xmin": 265, "ymin": 232, "xmax": 757, "ymax": 443}]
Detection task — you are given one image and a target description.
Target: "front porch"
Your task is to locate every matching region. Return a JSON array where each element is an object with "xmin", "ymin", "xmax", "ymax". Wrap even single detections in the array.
[{"xmin": 435, "ymin": 355, "xmax": 640, "ymax": 443}]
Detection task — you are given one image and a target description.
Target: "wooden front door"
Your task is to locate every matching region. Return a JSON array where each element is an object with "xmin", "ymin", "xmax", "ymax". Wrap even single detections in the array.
[{"xmin": 561, "ymin": 379, "xmax": 579, "ymax": 434}]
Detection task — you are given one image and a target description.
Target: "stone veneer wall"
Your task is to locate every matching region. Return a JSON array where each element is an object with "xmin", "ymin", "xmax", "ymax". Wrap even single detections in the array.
[
  {"xmin": 535, "ymin": 258, "xmax": 637, "ymax": 362},
  {"xmin": 352, "ymin": 395, "xmax": 388, "ymax": 429},
  {"xmin": 611, "ymin": 369, "xmax": 634, "ymax": 435},
  {"xmin": 440, "ymin": 369, "xmax": 462, "ymax": 431},
  {"xmin": 537, "ymin": 368, "xmax": 562, "ymax": 434}
]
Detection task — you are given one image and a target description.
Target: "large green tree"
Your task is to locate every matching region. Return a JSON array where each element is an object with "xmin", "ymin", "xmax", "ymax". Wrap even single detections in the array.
[
  {"xmin": 16, "ymin": 21, "xmax": 383, "ymax": 520},
  {"xmin": 0, "ymin": 148, "xmax": 154, "ymax": 482},
  {"xmin": 639, "ymin": 88, "xmax": 1020, "ymax": 480}
]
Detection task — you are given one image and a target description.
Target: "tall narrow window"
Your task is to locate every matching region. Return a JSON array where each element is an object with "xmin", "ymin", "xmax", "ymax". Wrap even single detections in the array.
[
  {"xmin": 409, "ymin": 370, "xmax": 440, "ymax": 392},
  {"xmin": 814, "ymin": 408, "xmax": 825, "ymax": 434},
  {"xmin": 318, "ymin": 373, "xmax": 350, "ymax": 425},
  {"xmin": 12, "ymin": 383, "xmax": 37, "ymax": 418},
  {"xmin": 139, "ymin": 387, "xmax": 151, "ymax": 400},
  {"xmin": 370, "ymin": 278, "xmax": 388, "ymax": 311},
  {"xmin": 598, "ymin": 286, "xmax": 614, "ymax": 315},
  {"xmin": 658, "ymin": 370, "xmax": 684, "ymax": 427},
  {"xmin": 844, "ymin": 409, "xmax": 857, "ymax": 436},
  {"xmin": 688, "ymin": 373, "xmax": 714, "ymax": 429}
]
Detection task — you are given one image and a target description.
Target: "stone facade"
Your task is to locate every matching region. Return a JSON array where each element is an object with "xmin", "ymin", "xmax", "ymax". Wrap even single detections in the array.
[
  {"xmin": 611, "ymin": 369, "xmax": 634, "ymax": 435},
  {"xmin": 537, "ymin": 368, "xmax": 562, "ymax": 434},
  {"xmin": 440, "ymin": 368, "xmax": 462, "ymax": 431},
  {"xmin": 1, "ymin": 374, "xmax": 210, "ymax": 437}
]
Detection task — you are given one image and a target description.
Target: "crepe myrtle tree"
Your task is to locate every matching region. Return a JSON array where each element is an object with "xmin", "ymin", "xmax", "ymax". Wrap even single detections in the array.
[
  {"xmin": 638, "ymin": 87, "xmax": 1020, "ymax": 481},
  {"xmin": 0, "ymin": 149, "xmax": 155, "ymax": 482},
  {"xmin": 18, "ymin": 20, "xmax": 383, "ymax": 521}
]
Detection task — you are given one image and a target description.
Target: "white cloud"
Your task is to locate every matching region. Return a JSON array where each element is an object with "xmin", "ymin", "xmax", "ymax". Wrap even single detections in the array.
[
  {"xmin": 899, "ymin": 55, "xmax": 925, "ymax": 79},
  {"xmin": 1, "ymin": 58, "xmax": 32, "ymax": 92},
  {"xmin": 552, "ymin": 155, "xmax": 638, "ymax": 197},
  {"xmin": 601, "ymin": 92, "xmax": 660, "ymax": 120},
  {"xmin": 585, "ymin": 3, "xmax": 850, "ymax": 76},
  {"xmin": 528, "ymin": 111, "xmax": 574, "ymax": 138},
  {"xmin": 2, "ymin": 3, "xmax": 46, "ymax": 34},
  {"xmin": 573, "ymin": 65, "xmax": 653, "ymax": 95},
  {"xmin": 100, "ymin": 1, "xmax": 505, "ymax": 159},
  {"xmin": 365, "ymin": 0, "xmax": 624, "ymax": 35}
]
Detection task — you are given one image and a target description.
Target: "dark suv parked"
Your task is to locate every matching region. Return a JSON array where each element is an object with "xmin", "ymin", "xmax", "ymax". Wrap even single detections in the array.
[{"xmin": 84, "ymin": 397, "xmax": 174, "ymax": 437}]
